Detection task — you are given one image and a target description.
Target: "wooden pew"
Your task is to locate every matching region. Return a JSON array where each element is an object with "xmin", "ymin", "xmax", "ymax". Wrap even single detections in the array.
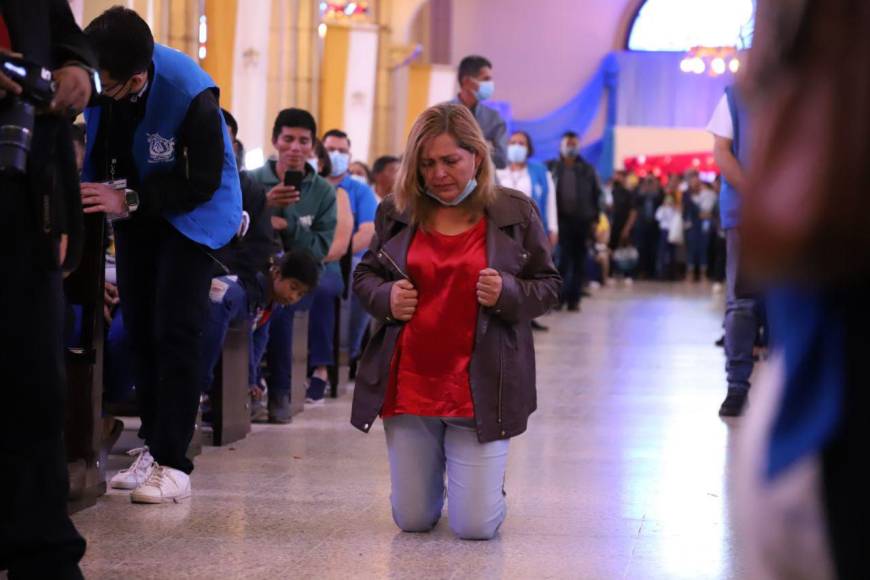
[
  {"xmin": 290, "ymin": 309, "xmax": 309, "ymax": 416},
  {"xmin": 208, "ymin": 322, "xmax": 251, "ymax": 445}
]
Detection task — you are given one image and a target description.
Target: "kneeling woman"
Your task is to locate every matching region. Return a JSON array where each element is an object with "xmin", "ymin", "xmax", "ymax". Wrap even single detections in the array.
[{"xmin": 352, "ymin": 103, "xmax": 561, "ymax": 540}]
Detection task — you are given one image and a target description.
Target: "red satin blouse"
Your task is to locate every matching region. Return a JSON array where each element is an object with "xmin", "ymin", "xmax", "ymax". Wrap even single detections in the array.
[{"xmin": 381, "ymin": 218, "xmax": 488, "ymax": 419}]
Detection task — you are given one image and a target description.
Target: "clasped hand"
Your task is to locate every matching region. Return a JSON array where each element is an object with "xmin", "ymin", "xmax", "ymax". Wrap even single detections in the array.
[{"xmin": 388, "ymin": 269, "xmax": 503, "ymax": 321}]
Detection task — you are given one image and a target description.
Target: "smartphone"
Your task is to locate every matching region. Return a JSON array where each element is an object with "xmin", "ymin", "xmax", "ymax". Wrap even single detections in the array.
[{"xmin": 283, "ymin": 170, "xmax": 305, "ymax": 190}]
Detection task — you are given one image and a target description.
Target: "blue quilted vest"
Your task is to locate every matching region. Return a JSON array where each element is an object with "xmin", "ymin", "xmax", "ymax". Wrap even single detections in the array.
[
  {"xmin": 84, "ymin": 44, "xmax": 242, "ymax": 249},
  {"xmin": 719, "ymin": 85, "xmax": 750, "ymax": 229},
  {"xmin": 527, "ymin": 161, "xmax": 552, "ymax": 232}
]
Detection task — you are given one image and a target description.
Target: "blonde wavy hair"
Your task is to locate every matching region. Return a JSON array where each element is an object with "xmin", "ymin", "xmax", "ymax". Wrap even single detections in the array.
[{"xmin": 394, "ymin": 103, "xmax": 498, "ymax": 226}]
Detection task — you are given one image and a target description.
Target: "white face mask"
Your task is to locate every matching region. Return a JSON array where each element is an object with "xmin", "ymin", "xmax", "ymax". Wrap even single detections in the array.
[
  {"xmin": 329, "ymin": 151, "xmax": 350, "ymax": 177},
  {"xmin": 306, "ymin": 157, "xmax": 319, "ymax": 172},
  {"xmin": 350, "ymin": 174, "xmax": 369, "ymax": 185},
  {"xmin": 507, "ymin": 143, "xmax": 528, "ymax": 164}
]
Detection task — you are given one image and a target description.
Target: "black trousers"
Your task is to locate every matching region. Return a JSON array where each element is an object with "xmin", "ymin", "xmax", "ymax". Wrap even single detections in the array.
[
  {"xmin": 822, "ymin": 283, "xmax": 869, "ymax": 578},
  {"xmin": 113, "ymin": 217, "xmax": 213, "ymax": 474},
  {"xmin": 557, "ymin": 220, "xmax": 591, "ymax": 307},
  {"xmin": 0, "ymin": 180, "xmax": 85, "ymax": 579}
]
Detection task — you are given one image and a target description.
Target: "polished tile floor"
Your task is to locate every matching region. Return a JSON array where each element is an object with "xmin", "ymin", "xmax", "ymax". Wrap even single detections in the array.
[{"xmin": 73, "ymin": 282, "xmax": 745, "ymax": 579}]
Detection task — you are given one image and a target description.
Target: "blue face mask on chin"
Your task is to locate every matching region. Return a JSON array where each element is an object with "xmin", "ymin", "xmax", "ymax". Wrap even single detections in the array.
[
  {"xmin": 425, "ymin": 176, "xmax": 478, "ymax": 207},
  {"xmin": 475, "ymin": 80, "xmax": 494, "ymax": 102}
]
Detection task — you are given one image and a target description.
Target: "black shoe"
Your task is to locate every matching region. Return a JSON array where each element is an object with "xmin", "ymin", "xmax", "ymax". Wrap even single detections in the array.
[
  {"xmin": 530, "ymin": 320, "xmax": 549, "ymax": 332},
  {"xmin": 718, "ymin": 388, "xmax": 748, "ymax": 417},
  {"xmin": 715, "ymin": 335, "xmax": 725, "ymax": 348},
  {"xmin": 268, "ymin": 393, "xmax": 293, "ymax": 424},
  {"xmin": 306, "ymin": 377, "xmax": 328, "ymax": 405},
  {"xmin": 567, "ymin": 302, "xmax": 580, "ymax": 312}
]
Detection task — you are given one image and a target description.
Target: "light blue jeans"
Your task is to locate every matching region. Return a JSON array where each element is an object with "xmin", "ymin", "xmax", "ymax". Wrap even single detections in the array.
[{"xmin": 383, "ymin": 415, "xmax": 509, "ymax": 540}]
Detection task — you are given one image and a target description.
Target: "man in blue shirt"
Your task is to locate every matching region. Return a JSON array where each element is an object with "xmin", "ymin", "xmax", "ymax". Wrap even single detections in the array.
[
  {"xmin": 303, "ymin": 129, "xmax": 378, "ymax": 401},
  {"xmin": 708, "ymin": 85, "xmax": 757, "ymax": 417}
]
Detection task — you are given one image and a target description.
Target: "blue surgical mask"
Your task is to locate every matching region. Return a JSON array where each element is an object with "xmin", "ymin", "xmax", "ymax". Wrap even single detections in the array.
[
  {"xmin": 329, "ymin": 151, "xmax": 350, "ymax": 177},
  {"xmin": 475, "ymin": 80, "xmax": 495, "ymax": 101},
  {"xmin": 425, "ymin": 176, "xmax": 478, "ymax": 207},
  {"xmin": 306, "ymin": 157, "xmax": 319, "ymax": 172},
  {"xmin": 350, "ymin": 174, "xmax": 368, "ymax": 185},
  {"xmin": 507, "ymin": 144, "xmax": 528, "ymax": 164}
]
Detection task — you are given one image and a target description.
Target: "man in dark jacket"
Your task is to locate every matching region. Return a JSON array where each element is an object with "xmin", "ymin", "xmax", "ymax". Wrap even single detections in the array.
[
  {"xmin": 80, "ymin": 7, "xmax": 242, "ymax": 503},
  {"xmin": 0, "ymin": 1, "xmax": 96, "ymax": 577},
  {"xmin": 548, "ymin": 131, "xmax": 601, "ymax": 310}
]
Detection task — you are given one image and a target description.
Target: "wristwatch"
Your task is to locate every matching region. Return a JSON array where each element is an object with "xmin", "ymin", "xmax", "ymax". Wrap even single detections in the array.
[
  {"xmin": 64, "ymin": 61, "xmax": 102, "ymax": 97},
  {"xmin": 123, "ymin": 189, "xmax": 140, "ymax": 213}
]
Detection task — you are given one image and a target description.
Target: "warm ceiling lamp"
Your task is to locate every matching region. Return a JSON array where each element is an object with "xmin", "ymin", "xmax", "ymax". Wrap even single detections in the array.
[{"xmin": 680, "ymin": 46, "xmax": 740, "ymax": 77}]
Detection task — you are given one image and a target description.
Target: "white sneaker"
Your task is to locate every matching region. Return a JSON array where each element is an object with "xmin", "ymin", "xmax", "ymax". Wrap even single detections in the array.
[
  {"xmin": 130, "ymin": 464, "xmax": 191, "ymax": 504},
  {"xmin": 109, "ymin": 447, "xmax": 154, "ymax": 490}
]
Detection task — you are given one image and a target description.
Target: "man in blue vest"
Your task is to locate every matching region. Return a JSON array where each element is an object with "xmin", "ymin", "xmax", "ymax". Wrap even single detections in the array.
[
  {"xmin": 708, "ymin": 84, "xmax": 757, "ymax": 417},
  {"xmin": 80, "ymin": 7, "xmax": 242, "ymax": 503}
]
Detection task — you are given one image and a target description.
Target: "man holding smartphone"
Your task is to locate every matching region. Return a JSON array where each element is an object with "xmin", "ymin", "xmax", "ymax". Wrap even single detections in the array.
[{"xmin": 250, "ymin": 108, "xmax": 336, "ymax": 422}]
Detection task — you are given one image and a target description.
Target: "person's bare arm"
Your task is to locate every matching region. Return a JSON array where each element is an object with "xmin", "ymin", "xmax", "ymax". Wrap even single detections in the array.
[
  {"xmin": 352, "ymin": 222, "xmax": 375, "ymax": 254},
  {"xmin": 324, "ymin": 188, "xmax": 353, "ymax": 262},
  {"xmin": 713, "ymin": 135, "xmax": 746, "ymax": 193}
]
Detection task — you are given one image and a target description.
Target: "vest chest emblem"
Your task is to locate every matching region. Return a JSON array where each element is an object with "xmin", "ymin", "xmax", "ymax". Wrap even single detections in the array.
[{"xmin": 147, "ymin": 133, "xmax": 176, "ymax": 164}]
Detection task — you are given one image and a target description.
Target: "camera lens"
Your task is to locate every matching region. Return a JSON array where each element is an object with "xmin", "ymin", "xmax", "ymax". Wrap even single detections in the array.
[{"xmin": 0, "ymin": 98, "xmax": 36, "ymax": 175}]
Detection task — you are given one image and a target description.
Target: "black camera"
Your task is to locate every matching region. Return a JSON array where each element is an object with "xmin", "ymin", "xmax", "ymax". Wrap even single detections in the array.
[{"xmin": 0, "ymin": 54, "xmax": 55, "ymax": 175}]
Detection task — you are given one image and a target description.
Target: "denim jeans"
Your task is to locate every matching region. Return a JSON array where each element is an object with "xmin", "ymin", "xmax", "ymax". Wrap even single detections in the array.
[
  {"xmin": 264, "ymin": 294, "xmax": 313, "ymax": 396},
  {"xmin": 383, "ymin": 415, "xmax": 509, "ymax": 540},
  {"xmin": 201, "ymin": 276, "xmax": 249, "ymax": 393},
  {"xmin": 249, "ymin": 310, "xmax": 274, "ymax": 388},
  {"xmin": 308, "ymin": 268, "xmax": 344, "ymax": 368},
  {"xmin": 724, "ymin": 229, "xmax": 758, "ymax": 391},
  {"xmin": 687, "ymin": 220, "xmax": 712, "ymax": 270}
]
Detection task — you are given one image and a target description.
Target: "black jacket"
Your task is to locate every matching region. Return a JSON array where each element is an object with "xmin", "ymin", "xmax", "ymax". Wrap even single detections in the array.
[
  {"xmin": 212, "ymin": 171, "xmax": 278, "ymax": 307},
  {"xmin": 1, "ymin": 0, "xmax": 96, "ymax": 270},
  {"xmin": 547, "ymin": 156, "xmax": 602, "ymax": 224},
  {"xmin": 352, "ymin": 189, "xmax": 562, "ymax": 442}
]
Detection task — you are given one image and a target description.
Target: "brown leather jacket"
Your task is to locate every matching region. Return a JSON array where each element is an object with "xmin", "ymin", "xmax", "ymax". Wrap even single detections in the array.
[{"xmin": 351, "ymin": 187, "xmax": 562, "ymax": 442}]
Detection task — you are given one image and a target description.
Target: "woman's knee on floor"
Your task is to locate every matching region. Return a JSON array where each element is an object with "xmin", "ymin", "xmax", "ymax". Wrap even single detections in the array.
[
  {"xmin": 391, "ymin": 502, "xmax": 442, "ymax": 533},
  {"xmin": 448, "ymin": 508, "xmax": 504, "ymax": 541}
]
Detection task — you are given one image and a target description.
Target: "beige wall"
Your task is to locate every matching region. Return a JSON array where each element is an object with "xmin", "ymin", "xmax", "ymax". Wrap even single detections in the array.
[
  {"xmin": 614, "ymin": 126, "xmax": 713, "ymax": 169},
  {"xmin": 451, "ymin": 0, "xmax": 638, "ymax": 120}
]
